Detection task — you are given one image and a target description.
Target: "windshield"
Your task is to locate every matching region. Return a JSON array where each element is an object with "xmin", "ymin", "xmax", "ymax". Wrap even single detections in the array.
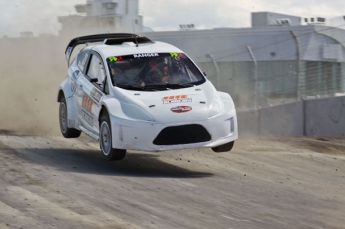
[{"xmin": 106, "ymin": 53, "xmax": 206, "ymax": 90}]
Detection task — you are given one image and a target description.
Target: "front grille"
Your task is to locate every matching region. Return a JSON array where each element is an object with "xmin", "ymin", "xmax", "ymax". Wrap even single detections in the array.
[{"xmin": 153, "ymin": 124, "xmax": 211, "ymax": 145}]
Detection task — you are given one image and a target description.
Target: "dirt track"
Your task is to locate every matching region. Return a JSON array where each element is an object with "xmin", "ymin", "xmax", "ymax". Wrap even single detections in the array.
[{"xmin": 0, "ymin": 133, "xmax": 344, "ymax": 229}]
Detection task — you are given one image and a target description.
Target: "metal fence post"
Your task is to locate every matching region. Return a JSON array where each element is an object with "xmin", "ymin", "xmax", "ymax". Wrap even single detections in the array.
[
  {"xmin": 247, "ymin": 46, "xmax": 258, "ymax": 110},
  {"xmin": 291, "ymin": 30, "xmax": 302, "ymax": 101}
]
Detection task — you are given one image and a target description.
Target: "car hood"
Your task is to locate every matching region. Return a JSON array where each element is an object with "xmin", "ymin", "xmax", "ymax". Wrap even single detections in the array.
[{"xmin": 113, "ymin": 81, "xmax": 221, "ymax": 123}]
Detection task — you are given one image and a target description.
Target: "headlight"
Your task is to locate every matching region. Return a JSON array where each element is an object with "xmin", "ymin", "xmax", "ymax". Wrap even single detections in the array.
[
  {"xmin": 208, "ymin": 95, "xmax": 224, "ymax": 118},
  {"xmin": 121, "ymin": 103, "xmax": 155, "ymax": 122}
]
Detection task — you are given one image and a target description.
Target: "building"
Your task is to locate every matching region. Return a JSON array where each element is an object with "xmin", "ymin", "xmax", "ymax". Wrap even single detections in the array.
[{"xmin": 58, "ymin": 0, "xmax": 143, "ymax": 38}]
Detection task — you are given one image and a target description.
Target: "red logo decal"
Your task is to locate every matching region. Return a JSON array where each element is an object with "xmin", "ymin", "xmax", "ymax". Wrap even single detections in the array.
[{"xmin": 171, "ymin": 106, "xmax": 192, "ymax": 113}]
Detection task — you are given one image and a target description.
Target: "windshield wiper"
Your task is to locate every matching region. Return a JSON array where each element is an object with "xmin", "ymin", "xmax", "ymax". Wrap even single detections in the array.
[
  {"xmin": 116, "ymin": 84, "xmax": 146, "ymax": 91},
  {"xmin": 167, "ymin": 83, "xmax": 194, "ymax": 88},
  {"xmin": 147, "ymin": 83, "xmax": 194, "ymax": 89},
  {"xmin": 117, "ymin": 83, "xmax": 194, "ymax": 91},
  {"xmin": 116, "ymin": 84, "xmax": 166, "ymax": 91},
  {"xmin": 141, "ymin": 84, "xmax": 171, "ymax": 91}
]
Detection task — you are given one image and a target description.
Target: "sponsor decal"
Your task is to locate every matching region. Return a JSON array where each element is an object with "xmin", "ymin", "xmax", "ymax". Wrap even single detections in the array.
[
  {"xmin": 162, "ymin": 95, "xmax": 192, "ymax": 104},
  {"xmin": 82, "ymin": 94, "xmax": 94, "ymax": 125},
  {"xmin": 78, "ymin": 54, "xmax": 89, "ymax": 70},
  {"xmin": 82, "ymin": 53, "xmax": 89, "ymax": 65},
  {"xmin": 90, "ymin": 88, "xmax": 102, "ymax": 103},
  {"xmin": 170, "ymin": 52, "xmax": 183, "ymax": 57},
  {"xmin": 108, "ymin": 56, "xmax": 123, "ymax": 62},
  {"xmin": 171, "ymin": 106, "xmax": 192, "ymax": 113},
  {"xmin": 134, "ymin": 53, "xmax": 159, "ymax": 58}
]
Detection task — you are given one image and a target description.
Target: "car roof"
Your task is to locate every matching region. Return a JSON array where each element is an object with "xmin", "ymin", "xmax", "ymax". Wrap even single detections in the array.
[{"xmin": 84, "ymin": 41, "xmax": 184, "ymax": 59}]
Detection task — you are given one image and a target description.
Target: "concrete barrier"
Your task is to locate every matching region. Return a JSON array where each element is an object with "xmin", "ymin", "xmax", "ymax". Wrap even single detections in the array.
[
  {"xmin": 238, "ymin": 96, "xmax": 345, "ymax": 136},
  {"xmin": 305, "ymin": 96, "xmax": 345, "ymax": 136}
]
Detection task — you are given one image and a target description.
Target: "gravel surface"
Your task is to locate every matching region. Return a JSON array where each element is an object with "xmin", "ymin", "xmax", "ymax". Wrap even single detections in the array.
[{"xmin": 0, "ymin": 134, "xmax": 344, "ymax": 229}]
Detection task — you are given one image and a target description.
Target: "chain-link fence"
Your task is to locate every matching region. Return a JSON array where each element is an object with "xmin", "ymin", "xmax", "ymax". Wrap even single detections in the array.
[{"xmin": 198, "ymin": 59, "xmax": 345, "ymax": 111}]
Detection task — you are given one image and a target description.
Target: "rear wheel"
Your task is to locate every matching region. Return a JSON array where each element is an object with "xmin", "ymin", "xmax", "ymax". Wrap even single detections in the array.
[
  {"xmin": 59, "ymin": 96, "xmax": 81, "ymax": 138},
  {"xmin": 212, "ymin": 141, "xmax": 234, "ymax": 153},
  {"xmin": 99, "ymin": 113, "xmax": 126, "ymax": 161}
]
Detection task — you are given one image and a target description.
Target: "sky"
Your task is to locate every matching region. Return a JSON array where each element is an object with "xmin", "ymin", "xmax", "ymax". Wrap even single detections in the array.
[{"xmin": 0, "ymin": 0, "xmax": 345, "ymax": 37}]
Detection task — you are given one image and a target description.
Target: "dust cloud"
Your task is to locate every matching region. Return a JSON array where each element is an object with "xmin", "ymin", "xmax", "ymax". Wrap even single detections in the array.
[{"xmin": 0, "ymin": 37, "xmax": 69, "ymax": 136}]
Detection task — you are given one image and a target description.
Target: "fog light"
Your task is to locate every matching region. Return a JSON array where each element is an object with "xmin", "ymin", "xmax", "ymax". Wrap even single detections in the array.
[{"xmin": 230, "ymin": 117, "xmax": 234, "ymax": 133}]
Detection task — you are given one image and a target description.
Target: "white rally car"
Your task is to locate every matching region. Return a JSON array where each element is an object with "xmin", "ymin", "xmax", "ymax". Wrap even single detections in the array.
[{"xmin": 57, "ymin": 33, "xmax": 238, "ymax": 160}]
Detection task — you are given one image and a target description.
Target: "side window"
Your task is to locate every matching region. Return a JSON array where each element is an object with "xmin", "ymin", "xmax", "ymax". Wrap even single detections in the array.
[
  {"xmin": 87, "ymin": 54, "xmax": 106, "ymax": 88},
  {"xmin": 77, "ymin": 50, "xmax": 90, "ymax": 72}
]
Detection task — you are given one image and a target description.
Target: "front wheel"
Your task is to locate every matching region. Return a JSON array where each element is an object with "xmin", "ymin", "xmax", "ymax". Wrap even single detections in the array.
[
  {"xmin": 99, "ymin": 113, "xmax": 126, "ymax": 161},
  {"xmin": 59, "ymin": 96, "xmax": 81, "ymax": 138},
  {"xmin": 212, "ymin": 141, "xmax": 234, "ymax": 153}
]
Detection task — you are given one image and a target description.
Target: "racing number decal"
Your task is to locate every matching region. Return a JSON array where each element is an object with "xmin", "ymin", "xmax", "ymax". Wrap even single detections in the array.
[
  {"xmin": 82, "ymin": 95, "xmax": 93, "ymax": 111},
  {"xmin": 81, "ymin": 94, "xmax": 94, "ymax": 125}
]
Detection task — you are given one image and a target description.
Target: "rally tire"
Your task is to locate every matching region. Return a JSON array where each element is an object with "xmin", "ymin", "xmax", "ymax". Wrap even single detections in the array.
[
  {"xmin": 212, "ymin": 141, "xmax": 234, "ymax": 153},
  {"xmin": 59, "ymin": 96, "xmax": 81, "ymax": 138},
  {"xmin": 99, "ymin": 113, "xmax": 126, "ymax": 161}
]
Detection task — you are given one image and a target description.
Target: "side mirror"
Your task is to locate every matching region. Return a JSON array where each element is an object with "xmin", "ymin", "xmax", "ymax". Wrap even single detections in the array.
[
  {"xmin": 203, "ymin": 72, "xmax": 207, "ymax": 76},
  {"xmin": 90, "ymin": 78, "xmax": 98, "ymax": 83}
]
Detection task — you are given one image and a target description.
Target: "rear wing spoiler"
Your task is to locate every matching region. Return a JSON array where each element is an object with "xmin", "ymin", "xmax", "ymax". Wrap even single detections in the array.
[{"xmin": 65, "ymin": 33, "xmax": 139, "ymax": 64}]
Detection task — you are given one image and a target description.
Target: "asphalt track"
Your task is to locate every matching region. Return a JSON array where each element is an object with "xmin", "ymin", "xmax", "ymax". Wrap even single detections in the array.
[{"xmin": 0, "ymin": 133, "xmax": 344, "ymax": 229}]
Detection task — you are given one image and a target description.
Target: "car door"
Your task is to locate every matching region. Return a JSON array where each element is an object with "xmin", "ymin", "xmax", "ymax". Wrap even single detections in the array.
[{"xmin": 76, "ymin": 52, "xmax": 106, "ymax": 136}]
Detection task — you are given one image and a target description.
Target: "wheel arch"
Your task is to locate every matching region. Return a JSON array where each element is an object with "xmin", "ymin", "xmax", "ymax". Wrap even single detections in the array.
[
  {"xmin": 218, "ymin": 91, "xmax": 235, "ymax": 112},
  {"xmin": 99, "ymin": 99, "xmax": 128, "ymax": 121},
  {"xmin": 98, "ymin": 105, "xmax": 109, "ymax": 122},
  {"xmin": 57, "ymin": 89, "xmax": 65, "ymax": 102},
  {"xmin": 98, "ymin": 104, "xmax": 127, "ymax": 160},
  {"xmin": 57, "ymin": 78, "xmax": 74, "ymax": 102},
  {"xmin": 57, "ymin": 86, "xmax": 79, "ymax": 130}
]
